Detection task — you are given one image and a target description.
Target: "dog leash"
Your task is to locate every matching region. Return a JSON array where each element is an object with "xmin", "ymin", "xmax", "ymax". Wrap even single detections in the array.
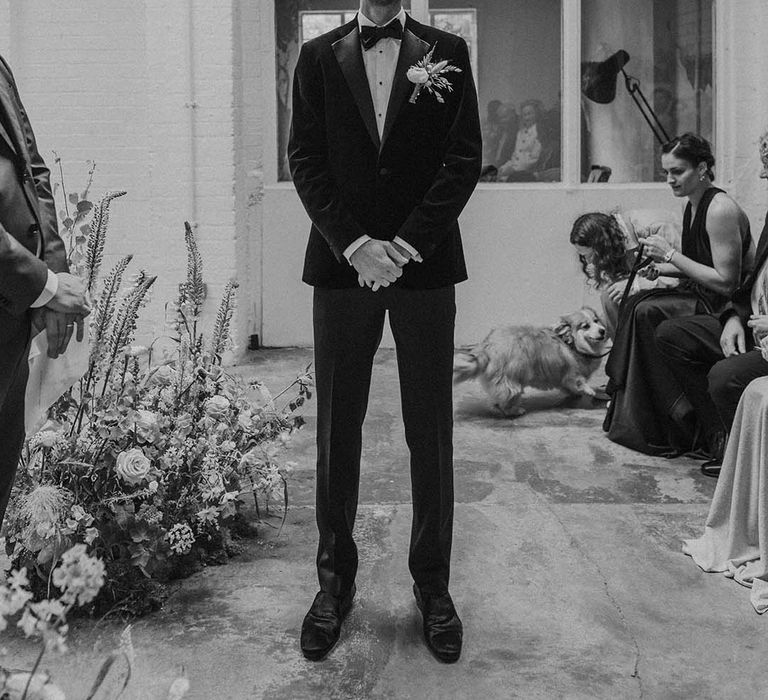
[{"xmin": 618, "ymin": 243, "xmax": 651, "ymax": 312}]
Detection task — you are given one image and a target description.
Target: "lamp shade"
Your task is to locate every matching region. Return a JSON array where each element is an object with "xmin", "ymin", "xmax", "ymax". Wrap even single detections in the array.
[{"xmin": 581, "ymin": 50, "xmax": 630, "ymax": 104}]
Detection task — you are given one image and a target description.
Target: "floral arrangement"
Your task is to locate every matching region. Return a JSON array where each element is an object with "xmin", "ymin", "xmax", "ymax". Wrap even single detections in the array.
[
  {"xmin": 4, "ymin": 172, "xmax": 310, "ymax": 616},
  {"xmin": 406, "ymin": 44, "xmax": 461, "ymax": 104},
  {"xmin": 1, "ymin": 542, "xmax": 189, "ymax": 698}
]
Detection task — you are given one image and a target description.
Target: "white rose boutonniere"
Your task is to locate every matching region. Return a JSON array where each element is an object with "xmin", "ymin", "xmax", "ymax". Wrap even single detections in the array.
[{"xmin": 406, "ymin": 44, "xmax": 461, "ymax": 104}]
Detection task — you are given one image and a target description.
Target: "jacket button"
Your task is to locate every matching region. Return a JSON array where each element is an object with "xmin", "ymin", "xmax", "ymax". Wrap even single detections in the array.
[{"xmin": 379, "ymin": 167, "xmax": 391, "ymax": 176}]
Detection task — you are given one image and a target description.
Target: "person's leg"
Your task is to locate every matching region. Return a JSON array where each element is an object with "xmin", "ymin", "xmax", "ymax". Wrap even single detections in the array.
[
  {"xmin": 656, "ymin": 314, "xmax": 725, "ymax": 443},
  {"xmin": 388, "ymin": 285, "xmax": 462, "ymax": 663},
  {"xmin": 387, "ymin": 286, "xmax": 456, "ymax": 595},
  {"xmin": 0, "ymin": 317, "xmax": 31, "ymax": 529},
  {"xmin": 709, "ymin": 350, "xmax": 768, "ymax": 433},
  {"xmin": 312, "ymin": 287, "xmax": 386, "ymax": 597}
]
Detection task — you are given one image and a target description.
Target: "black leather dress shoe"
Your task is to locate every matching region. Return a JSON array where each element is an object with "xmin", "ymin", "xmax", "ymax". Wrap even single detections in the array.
[
  {"xmin": 300, "ymin": 585, "xmax": 356, "ymax": 661},
  {"xmin": 413, "ymin": 584, "xmax": 463, "ymax": 663}
]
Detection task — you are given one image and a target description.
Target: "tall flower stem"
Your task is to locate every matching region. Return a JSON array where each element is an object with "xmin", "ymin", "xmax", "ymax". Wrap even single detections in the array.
[{"xmin": 21, "ymin": 646, "xmax": 46, "ymax": 700}]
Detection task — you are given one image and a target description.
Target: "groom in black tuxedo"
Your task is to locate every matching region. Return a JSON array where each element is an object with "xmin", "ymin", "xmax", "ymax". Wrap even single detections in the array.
[{"xmin": 288, "ymin": 0, "xmax": 481, "ymax": 663}]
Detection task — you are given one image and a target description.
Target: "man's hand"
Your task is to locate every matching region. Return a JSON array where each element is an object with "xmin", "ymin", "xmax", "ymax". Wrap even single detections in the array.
[
  {"xmin": 45, "ymin": 272, "xmax": 92, "ymax": 316},
  {"xmin": 39, "ymin": 308, "xmax": 85, "ymax": 358},
  {"xmin": 351, "ymin": 239, "xmax": 408, "ymax": 291},
  {"xmin": 720, "ymin": 315, "xmax": 746, "ymax": 356}
]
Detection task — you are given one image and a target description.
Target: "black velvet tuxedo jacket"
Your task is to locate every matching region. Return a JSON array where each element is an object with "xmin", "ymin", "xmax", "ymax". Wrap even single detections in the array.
[
  {"xmin": 721, "ymin": 212, "xmax": 768, "ymax": 328},
  {"xmin": 0, "ymin": 55, "xmax": 65, "ymax": 319},
  {"xmin": 288, "ymin": 15, "xmax": 482, "ymax": 289}
]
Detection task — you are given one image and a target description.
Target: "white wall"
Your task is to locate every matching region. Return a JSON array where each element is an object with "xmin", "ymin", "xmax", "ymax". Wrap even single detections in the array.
[
  {"xmin": 262, "ymin": 182, "xmax": 679, "ymax": 347},
  {"xmin": 1, "ymin": 0, "xmax": 244, "ymax": 350}
]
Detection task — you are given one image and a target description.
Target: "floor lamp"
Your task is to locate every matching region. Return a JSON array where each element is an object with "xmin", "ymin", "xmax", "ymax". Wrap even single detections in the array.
[{"xmin": 581, "ymin": 50, "xmax": 671, "ymax": 145}]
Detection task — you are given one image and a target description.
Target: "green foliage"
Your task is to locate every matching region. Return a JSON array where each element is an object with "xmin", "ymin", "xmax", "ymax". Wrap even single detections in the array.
[{"xmin": 6, "ymin": 171, "xmax": 310, "ymax": 617}]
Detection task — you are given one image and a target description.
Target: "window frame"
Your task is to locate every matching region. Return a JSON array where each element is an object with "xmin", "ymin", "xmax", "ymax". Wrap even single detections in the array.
[{"xmin": 263, "ymin": 0, "xmax": 721, "ymax": 190}]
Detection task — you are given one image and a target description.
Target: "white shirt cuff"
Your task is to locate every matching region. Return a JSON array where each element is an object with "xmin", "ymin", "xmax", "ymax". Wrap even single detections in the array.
[
  {"xmin": 31, "ymin": 269, "xmax": 58, "ymax": 308},
  {"xmin": 343, "ymin": 235, "xmax": 372, "ymax": 263},
  {"xmin": 393, "ymin": 236, "xmax": 422, "ymax": 262}
]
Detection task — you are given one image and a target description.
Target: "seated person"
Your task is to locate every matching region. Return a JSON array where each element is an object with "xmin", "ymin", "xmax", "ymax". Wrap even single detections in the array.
[
  {"xmin": 656, "ymin": 202, "xmax": 768, "ymax": 474},
  {"xmin": 482, "ymin": 101, "xmax": 518, "ymax": 172},
  {"xmin": 569, "ymin": 209, "xmax": 682, "ymax": 337},
  {"xmin": 497, "ymin": 100, "xmax": 546, "ymax": 182},
  {"xmin": 601, "ymin": 133, "xmax": 753, "ymax": 458}
]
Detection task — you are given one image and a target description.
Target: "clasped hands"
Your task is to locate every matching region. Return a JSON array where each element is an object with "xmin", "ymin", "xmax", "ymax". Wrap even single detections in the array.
[
  {"xmin": 350, "ymin": 239, "xmax": 414, "ymax": 292},
  {"xmin": 33, "ymin": 272, "xmax": 92, "ymax": 359}
]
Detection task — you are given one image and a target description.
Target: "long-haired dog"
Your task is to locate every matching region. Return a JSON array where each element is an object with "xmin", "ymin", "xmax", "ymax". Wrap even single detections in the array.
[{"xmin": 453, "ymin": 307, "xmax": 609, "ymax": 417}]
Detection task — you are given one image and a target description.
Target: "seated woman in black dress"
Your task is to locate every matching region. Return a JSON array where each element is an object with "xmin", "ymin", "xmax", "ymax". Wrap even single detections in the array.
[{"xmin": 603, "ymin": 133, "xmax": 754, "ymax": 457}]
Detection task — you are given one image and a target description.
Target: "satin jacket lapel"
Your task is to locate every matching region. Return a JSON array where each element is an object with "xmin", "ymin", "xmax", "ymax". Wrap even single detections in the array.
[
  {"xmin": 333, "ymin": 23, "xmax": 380, "ymax": 151},
  {"xmin": 381, "ymin": 23, "xmax": 429, "ymax": 150},
  {"xmin": 0, "ymin": 79, "xmax": 20, "ymax": 156}
]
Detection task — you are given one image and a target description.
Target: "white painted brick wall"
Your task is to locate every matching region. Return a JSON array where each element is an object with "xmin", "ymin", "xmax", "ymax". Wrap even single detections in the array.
[{"xmin": 1, "ymin": 0, "xmax": 246, "ymax": 355}]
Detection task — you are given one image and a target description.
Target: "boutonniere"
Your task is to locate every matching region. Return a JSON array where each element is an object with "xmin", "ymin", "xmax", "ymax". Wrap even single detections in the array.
[{"xmin": 406, "ymin": 44, "xmax": 461, "ymax": 104}]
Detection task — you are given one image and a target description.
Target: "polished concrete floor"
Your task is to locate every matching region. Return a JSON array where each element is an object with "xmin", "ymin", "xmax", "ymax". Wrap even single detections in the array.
[{"xmin": 5, "ymin": 347, "xmax": 767, "ymax": 699}]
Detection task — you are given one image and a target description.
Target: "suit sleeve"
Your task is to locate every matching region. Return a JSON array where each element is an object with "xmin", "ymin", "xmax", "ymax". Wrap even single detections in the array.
[
  {"xmin": 395, "ymin": 38, "xmax": 482, "ymax": 258},
  {"xmin": 1, "ymin": 57, "xmax": 67, "ymax": 275},
  {"xmin": 719, "ymin": 212, "xmax": 768, "ymax": 327},
  {"xmin": 288, "ymin": 44, "xmax": 370, "ymax": 262},
  {"xmin": 0, "ymin": 222, "xmax": 49, "ymax": 316}
]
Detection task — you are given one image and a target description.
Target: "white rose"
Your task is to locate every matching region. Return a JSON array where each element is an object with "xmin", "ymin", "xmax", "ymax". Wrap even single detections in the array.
[
  {"xmin": 115, "ymin": 448, "xmax": 152, "ymax": 485},
  {"xmin": 205, "ymin": 395, "xmax": 231, "ymax": 420},
  {"xmin": 133, "ymin": 409, "xmax": 159, "ymax": 443},
  {"xmin": 406, "ymin": 66, "xmax": 430, "ymax": 84}
]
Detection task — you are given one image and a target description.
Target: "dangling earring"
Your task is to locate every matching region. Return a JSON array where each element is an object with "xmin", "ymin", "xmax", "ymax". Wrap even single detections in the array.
[{"xmin": 699, "ymin": 174, "xmax": 706, "ymax": 182}]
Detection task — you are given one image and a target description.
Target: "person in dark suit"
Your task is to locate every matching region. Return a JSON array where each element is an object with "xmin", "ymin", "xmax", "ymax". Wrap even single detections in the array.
[
  {"xmin": 656, "ymin": 168, "xmax": 768, "ymax": 476},
  {"xmin": 288, "ymin": 0, "xmax": 481, "ymax": 663},
  {"xmin": 0, "ymin": 55, "xmax": 91, "ymax": 526}
]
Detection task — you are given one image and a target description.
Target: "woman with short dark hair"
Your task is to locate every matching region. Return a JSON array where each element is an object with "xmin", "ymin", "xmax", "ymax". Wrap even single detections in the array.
[{"xmin": 602, "ymin": 132, "xmax": 754, "ymax": 457}]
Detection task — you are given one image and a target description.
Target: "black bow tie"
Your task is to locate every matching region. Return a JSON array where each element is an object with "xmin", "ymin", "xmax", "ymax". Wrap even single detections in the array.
[{"xmin": 360, "ymin": 21, "xmax": 403, "ymax": 50}]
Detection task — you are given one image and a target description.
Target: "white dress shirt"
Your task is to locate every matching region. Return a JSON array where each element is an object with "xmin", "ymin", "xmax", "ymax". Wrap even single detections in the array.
[
  {"xmin": 342, "ymin": 7, "xmax": 422, "ymax": 265},
  {"xmin": 31, "ymin": 269, "xmax": 58, "ymax": 307}
]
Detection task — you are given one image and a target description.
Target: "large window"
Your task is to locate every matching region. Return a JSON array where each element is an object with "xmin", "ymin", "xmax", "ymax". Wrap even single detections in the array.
[
  {"xmin": 581, "ymin": 0, "xmax": 713, "ymax": 183},
  {"xmin": 274, "ymin": 1, "xmax": 713, "ymax": 185}
]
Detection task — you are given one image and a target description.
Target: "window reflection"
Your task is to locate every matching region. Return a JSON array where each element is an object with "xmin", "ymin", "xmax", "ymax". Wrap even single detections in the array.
[
  {"xmin": 445, "ymin": 0, "xmax": 562, "ymax": 183},
  {"xmin": 581, "ymin": 0, "xmax": 713, "ymax": 183}
]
